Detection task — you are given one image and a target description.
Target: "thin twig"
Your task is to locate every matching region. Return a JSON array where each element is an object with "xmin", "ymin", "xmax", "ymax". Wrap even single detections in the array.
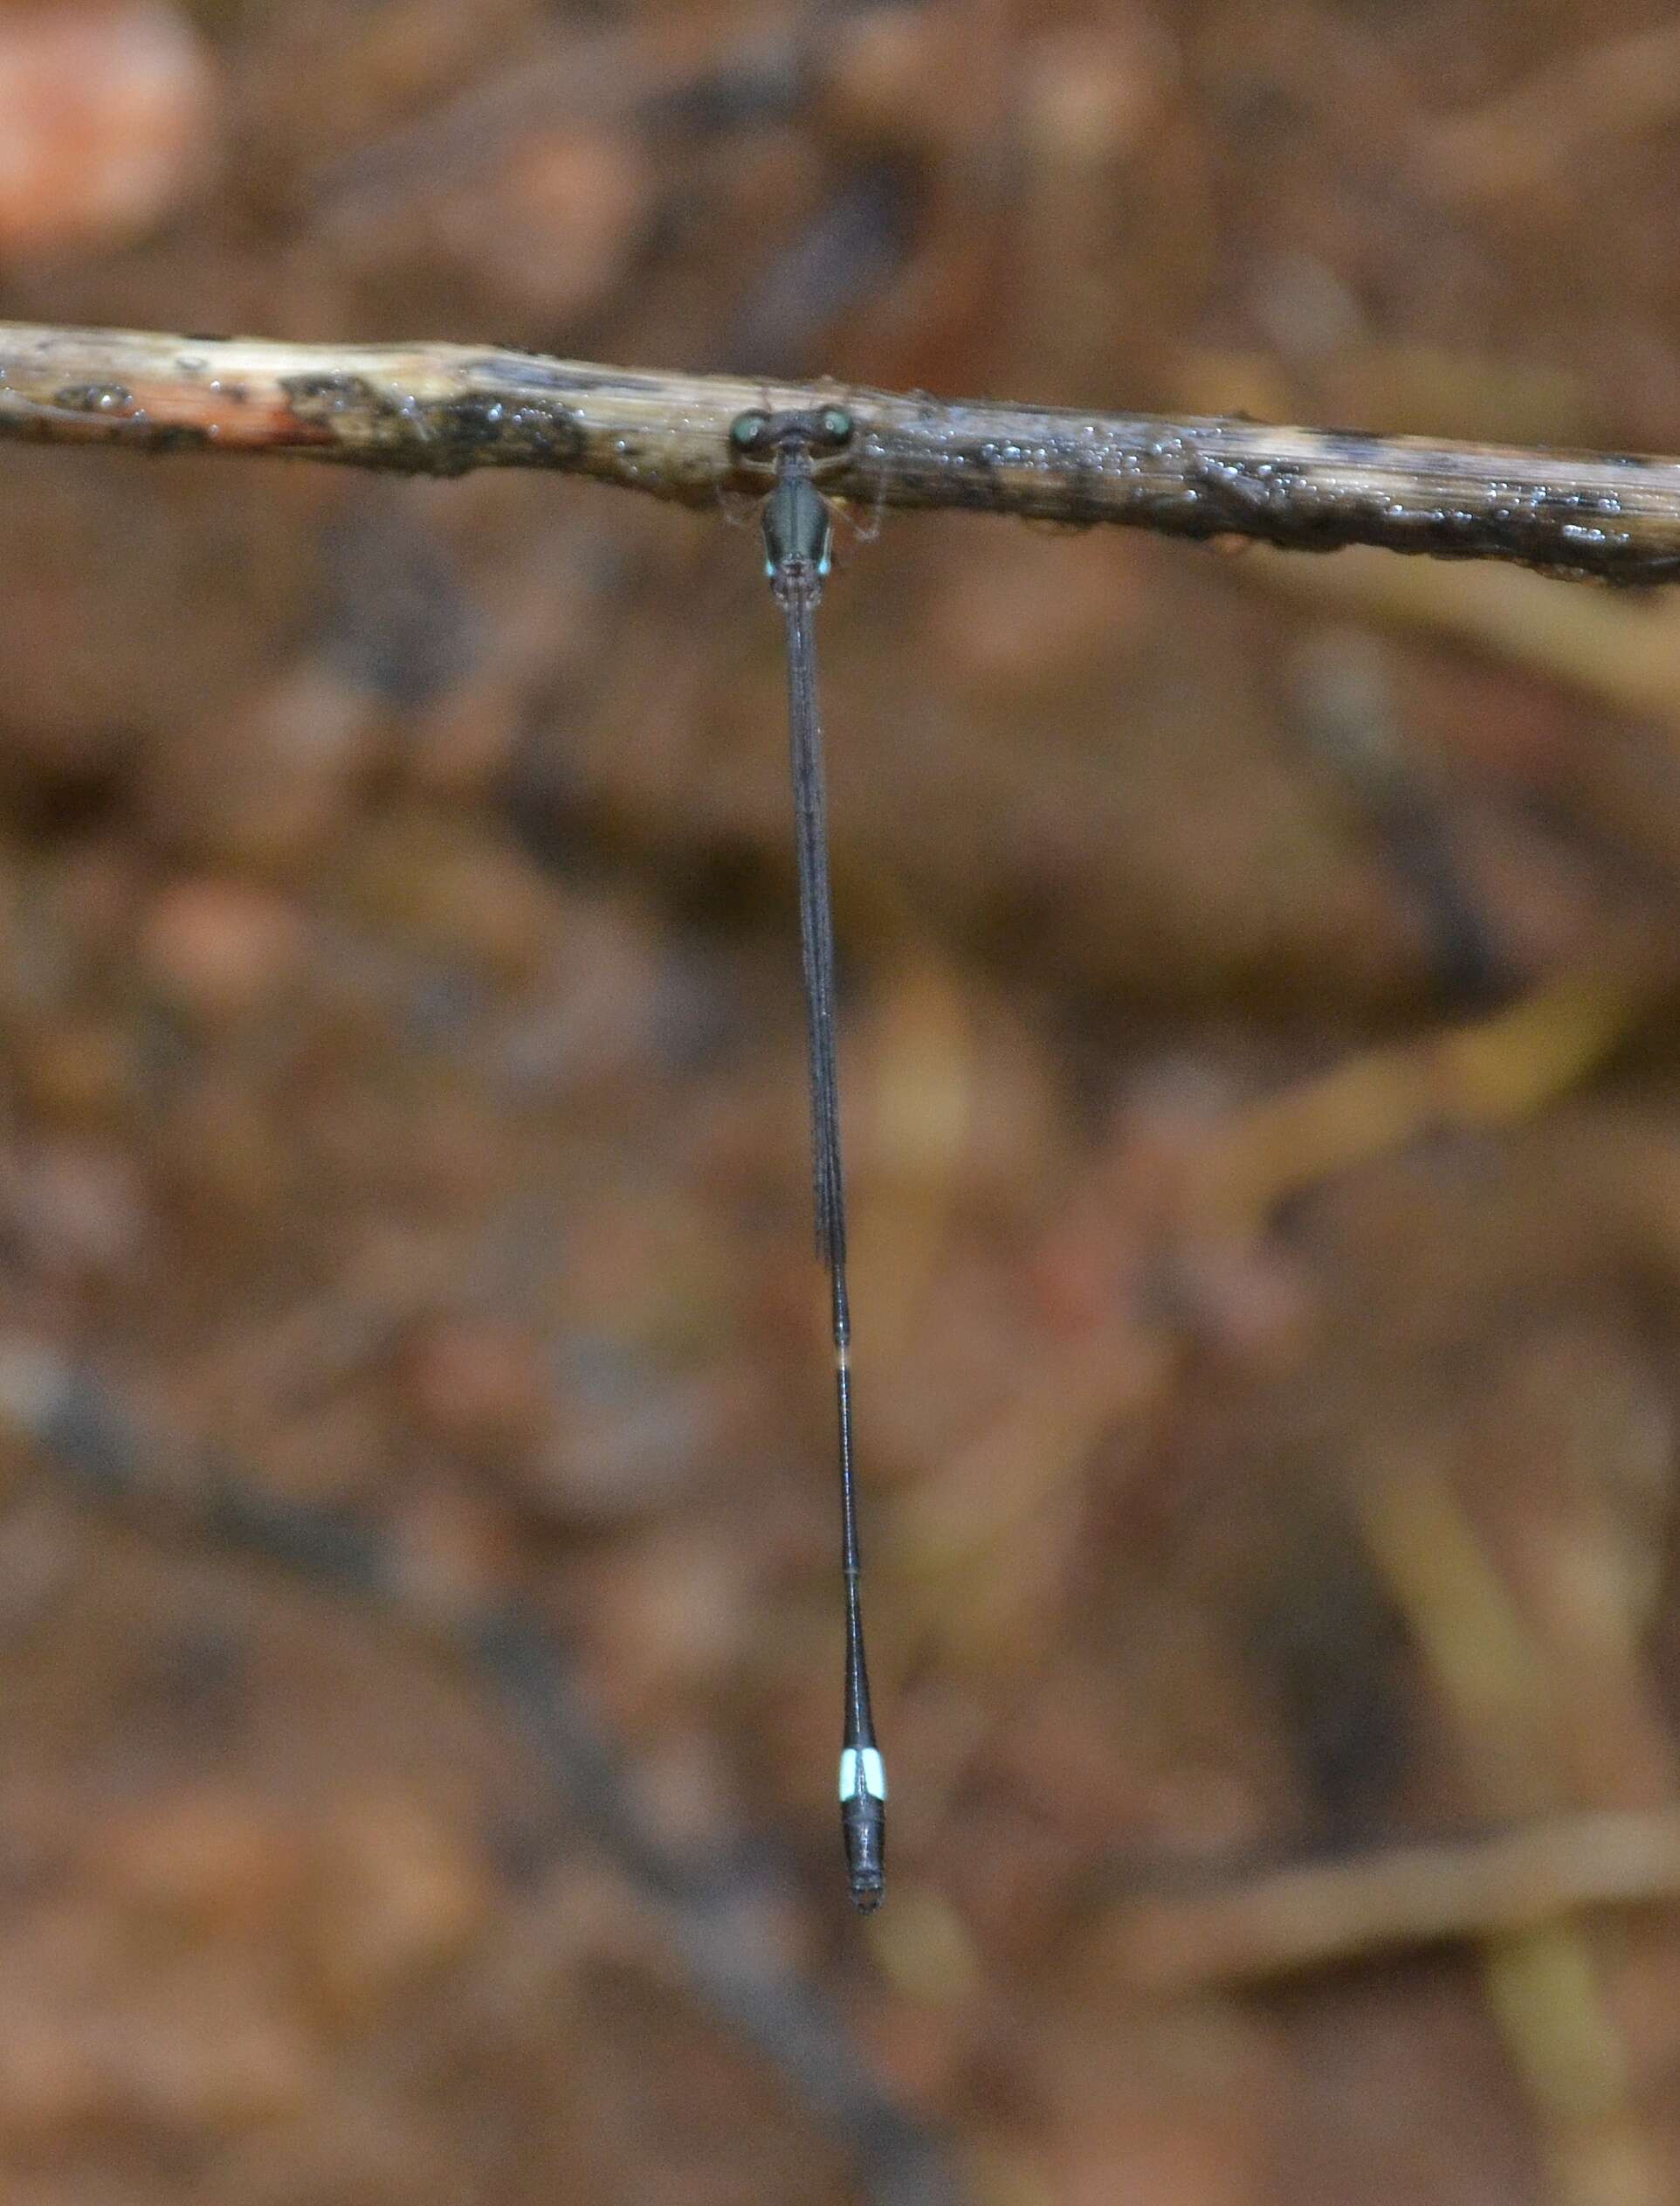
[
  {"xmin": 1098, "ymin": 1807, "xmax": 1680, "ymax": 1991},
  {"xmin": 4, "ymin": 321, "xmax": 1680, "ymax": 581}
]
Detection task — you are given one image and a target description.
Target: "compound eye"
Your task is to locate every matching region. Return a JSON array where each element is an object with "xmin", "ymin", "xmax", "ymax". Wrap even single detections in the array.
[
  {"xmin": 729, "ymin": 410, "xmax": 773, "ymax": 454},
  {"xmin": 817, "ymin": 405, "xmax": 854, "ymax": 449}
]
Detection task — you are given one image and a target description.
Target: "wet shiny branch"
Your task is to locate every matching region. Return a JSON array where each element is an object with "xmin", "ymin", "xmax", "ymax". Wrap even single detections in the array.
[{"xmin": 4, "ymin": 321, "xmax": 1680, "ymax": 582}]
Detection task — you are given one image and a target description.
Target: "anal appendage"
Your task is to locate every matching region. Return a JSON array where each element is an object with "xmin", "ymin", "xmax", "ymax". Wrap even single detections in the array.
[{"xmin": 840, "ymin": 1747, "xmax": 887, "ymax": 1911}]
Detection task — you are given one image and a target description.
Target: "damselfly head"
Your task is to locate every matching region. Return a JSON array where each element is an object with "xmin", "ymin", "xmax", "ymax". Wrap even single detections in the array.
[{"xmin": 728, "ymin": 404, "xmax": 857, "ymax": 472}]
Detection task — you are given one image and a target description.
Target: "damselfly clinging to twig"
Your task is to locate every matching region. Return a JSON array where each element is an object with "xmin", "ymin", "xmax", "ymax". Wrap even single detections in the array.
[{"xmin": 728, "ymin": 402, "xmax": 886, "ymax": 1911}]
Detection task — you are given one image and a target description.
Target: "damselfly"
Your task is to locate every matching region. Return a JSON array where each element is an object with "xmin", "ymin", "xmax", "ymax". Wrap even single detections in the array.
[{"xmin": 727, "ymin": 403, "xmax": 885, "ymax": 1911}]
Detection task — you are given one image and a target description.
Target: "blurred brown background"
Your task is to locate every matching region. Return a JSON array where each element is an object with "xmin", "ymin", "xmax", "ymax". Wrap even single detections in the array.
[{"xmin": 6, "ymin": 3, "xmax": 1680, "ymax": 2202}]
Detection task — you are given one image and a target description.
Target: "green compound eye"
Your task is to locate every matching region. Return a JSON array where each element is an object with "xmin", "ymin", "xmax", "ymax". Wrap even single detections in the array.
[
  {"xmin": 817, "ymin": 406, "xmax": 854, "ymax": 448},
  {"xmin": 729, "ymin": 410, "xmax": 772, "ymax": 453}
]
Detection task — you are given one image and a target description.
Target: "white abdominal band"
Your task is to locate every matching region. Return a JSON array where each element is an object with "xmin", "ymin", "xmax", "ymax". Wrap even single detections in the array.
[{"xmin": 839, "ymin": 1748, "xmax": 887, "ymax": 1803}]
